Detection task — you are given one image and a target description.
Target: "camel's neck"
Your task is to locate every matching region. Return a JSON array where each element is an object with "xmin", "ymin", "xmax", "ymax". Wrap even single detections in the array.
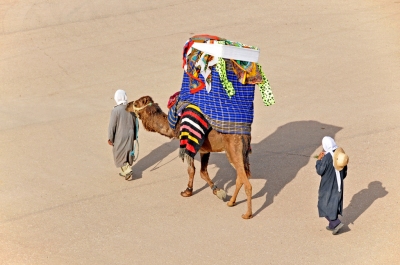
[{"xmin": 140, "ymin": 110, "xmax": 178, "ymax": 139}]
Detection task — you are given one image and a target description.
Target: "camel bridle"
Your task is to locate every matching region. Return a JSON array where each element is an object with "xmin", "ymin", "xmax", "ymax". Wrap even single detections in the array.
[{"xmin": 131, "ymin": 102, "xmax": 153, "ymax": 113}]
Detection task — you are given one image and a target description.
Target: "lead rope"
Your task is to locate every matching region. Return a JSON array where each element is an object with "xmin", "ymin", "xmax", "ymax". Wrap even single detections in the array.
[{"xmin": 130, "ymin": 117, "xmax": 140, "ymax": 162}]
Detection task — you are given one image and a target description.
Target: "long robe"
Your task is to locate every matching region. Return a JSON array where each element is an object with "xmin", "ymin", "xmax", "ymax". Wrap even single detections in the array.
[
  {"xmin": 108, "ymin": 104, "xmax": 137, "ymax": 167},
  {"xmin": 316, "ymin": 153, "xmax": 347, "ymax": 220}
]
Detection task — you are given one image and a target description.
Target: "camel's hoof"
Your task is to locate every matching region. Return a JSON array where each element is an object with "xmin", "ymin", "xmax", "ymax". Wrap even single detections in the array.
[
  {"xmin": 180, "ymin": 190, "xmax": 192, "ymax": 197},
  {"xmin": 216, "ymin": 190, "xmax": 226, "ymax": 200},
  {"xmin": 241, "ymin": 214, "xmax": 253, "ymax": 219},
  {"xmin": 227, "ymin": 201, "xmax": 235, "ymax": 207},
  {"xmin": 181, "ymin": 187, "xmax": 193, "ymax": 197}
]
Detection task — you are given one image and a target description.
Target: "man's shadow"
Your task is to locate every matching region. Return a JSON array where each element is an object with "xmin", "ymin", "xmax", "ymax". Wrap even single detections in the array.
[
  {"xmin": 339, "ymin": 181, "xmax": 388, "ymax": 233},
  {"xmin": 205, "ymin": 120, "xmax": 342, "ymax": 216}
]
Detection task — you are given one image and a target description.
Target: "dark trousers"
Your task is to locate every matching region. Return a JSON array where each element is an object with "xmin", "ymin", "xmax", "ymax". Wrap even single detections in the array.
[{"xmin": 325, "ymin": 217, "xmax": 341, "ymax": 229}]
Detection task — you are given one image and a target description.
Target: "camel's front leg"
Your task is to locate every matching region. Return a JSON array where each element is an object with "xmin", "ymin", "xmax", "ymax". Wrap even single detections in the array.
[
  {"xmin": 199, "ymin": 152, "xmax": 213, "ymax": 187},
  {"xmin": 181, "ymin": 159, "xmax": 195, "ymax": 197},
  {"xmin": 199, "ymin": 152, "xmax": 226, "ymax": 200}
]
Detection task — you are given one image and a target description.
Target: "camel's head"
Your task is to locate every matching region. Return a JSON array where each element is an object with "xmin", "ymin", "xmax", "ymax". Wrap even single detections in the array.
[
  {"xmin": 126, "ymin": 96, "xmax": 154, "ymax": 113},
  {"xmin": 126, "ymin": 96, "xmax": 161, "ymax": 119},
  {"xmin": 126, "ymin": 95, "xmax": 176, "ymax": 138}
]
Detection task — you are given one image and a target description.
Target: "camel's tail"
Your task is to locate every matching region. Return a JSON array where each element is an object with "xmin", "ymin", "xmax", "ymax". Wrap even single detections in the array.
[{"xmin": 241, "ymin": 135, "xmax": 252, "ymax": 178}]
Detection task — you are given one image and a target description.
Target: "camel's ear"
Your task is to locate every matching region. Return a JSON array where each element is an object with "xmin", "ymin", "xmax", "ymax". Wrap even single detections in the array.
[
  {"xmin": 140, "ymin": 97, "xmax": 148, "ymax": 106},
  {"xmin": 143, "ymin": 96, "xmax": 153, "ymax": 105},
  {"xmin": 134, "ymin": 96, "xmax": 147, "ymax": 107}
]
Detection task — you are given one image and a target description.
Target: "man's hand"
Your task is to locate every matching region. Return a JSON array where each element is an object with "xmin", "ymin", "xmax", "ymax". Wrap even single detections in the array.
[
  {"xmin": 317, "ymin": 152, "xmax": 325, "ymax": 160},
  {"xmin": 108, "ymin": 139, "xmax": 113, "ymax": 146}
]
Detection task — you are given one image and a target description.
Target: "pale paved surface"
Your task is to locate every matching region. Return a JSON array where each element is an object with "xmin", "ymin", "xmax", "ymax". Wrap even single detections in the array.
[{"xmin": 1, "ymin": 1, "xmax": 399, "ymax": 264}]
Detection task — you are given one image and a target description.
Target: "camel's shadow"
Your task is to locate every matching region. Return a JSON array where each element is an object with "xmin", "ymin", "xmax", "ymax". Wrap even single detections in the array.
[
  {"xmin": 207, "ymin": 120, "xmax": 342, "ymax": 216},
  {"xmin": 339, "ymin": 181, "xmax": 388, "ymax": 234},
  {"xmin": 130, "ymin": 140, "xmax": 178, "ymax": 180}
]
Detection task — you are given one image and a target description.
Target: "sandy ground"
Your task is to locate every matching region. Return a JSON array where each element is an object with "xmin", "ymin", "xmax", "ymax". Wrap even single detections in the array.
[{"xmin": 1, "ymin": 1, "xmax": 399, "ymax": 264}]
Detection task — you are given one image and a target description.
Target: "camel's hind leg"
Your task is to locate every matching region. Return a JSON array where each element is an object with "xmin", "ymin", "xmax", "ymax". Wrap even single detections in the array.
[
  {"xmin": 181, "ymin": 159, "xmax": 195, "ymax": 197},
  {"xmin": 224, "ymin": 135, "xmax": 252, "ymax": 219}
]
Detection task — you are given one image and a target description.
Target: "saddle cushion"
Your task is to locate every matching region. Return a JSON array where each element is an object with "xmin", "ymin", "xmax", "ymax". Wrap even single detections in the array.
[{"xmin": 179, "ymin": 104, "xmax": 211, "ymax": 162}]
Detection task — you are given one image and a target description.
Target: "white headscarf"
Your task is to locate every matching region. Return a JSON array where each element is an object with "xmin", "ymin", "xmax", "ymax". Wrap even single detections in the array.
[
  {"xmin": 114, "ymin": 89, "xmax": 128, "ymax": 105},
  {"xmin": 322, "ymin": 136, "xmax": 341, "ymax": 192}
]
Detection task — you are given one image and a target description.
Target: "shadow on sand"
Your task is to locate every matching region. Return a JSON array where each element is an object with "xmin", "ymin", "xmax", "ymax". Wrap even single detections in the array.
[
  {"xmin": 130, "ymin": 139, "xmax": 178, "ymax": 180},
  {"xmin": 339, "ymin": 181, "xmax": 388, "ymax": 234},
  {"xmin": 133, "ymin": 120, "xmax": 381, "ymax": 221},
  {"xmin": 129, "ymin": 121, "xmax": 389, "ymax": 223}
]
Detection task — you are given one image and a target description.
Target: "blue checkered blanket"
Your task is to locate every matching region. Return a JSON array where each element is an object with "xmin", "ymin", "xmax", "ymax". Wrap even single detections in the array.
[{"xmin": 179, "ymin": 67, "xmax": 255, "ymax": 135}]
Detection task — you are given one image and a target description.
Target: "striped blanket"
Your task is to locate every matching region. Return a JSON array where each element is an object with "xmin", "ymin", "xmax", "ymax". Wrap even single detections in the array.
[
  {"xmin": 179, "ymin": 60, "xmax": 255, "ymax": 135},
  {"xmin": 179, "ymin": 104, "xmax": 211, "ymax": 163}
]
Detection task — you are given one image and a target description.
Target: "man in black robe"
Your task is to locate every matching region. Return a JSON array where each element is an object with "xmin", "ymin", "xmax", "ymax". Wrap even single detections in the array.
[{"xmin": 316, "ymin": 136, "xmax": 348, "ymax": 235}]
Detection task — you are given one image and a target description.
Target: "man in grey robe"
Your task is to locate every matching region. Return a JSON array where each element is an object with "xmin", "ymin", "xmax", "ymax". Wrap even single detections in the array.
[{"xmin": 108, "ymin": 89, "xmax": 137, "ymax": 180}]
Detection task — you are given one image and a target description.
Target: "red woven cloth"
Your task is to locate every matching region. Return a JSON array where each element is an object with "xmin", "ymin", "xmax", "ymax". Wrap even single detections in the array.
[{"xmin": 167, "ymin": 91, "xmax": 180, "ymax": 109}]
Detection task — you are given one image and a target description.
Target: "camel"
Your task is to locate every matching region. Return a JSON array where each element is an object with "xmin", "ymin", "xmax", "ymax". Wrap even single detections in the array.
[{"xmin": 126, "ymin": 96, "xmax": 253, "ymax": 219}]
